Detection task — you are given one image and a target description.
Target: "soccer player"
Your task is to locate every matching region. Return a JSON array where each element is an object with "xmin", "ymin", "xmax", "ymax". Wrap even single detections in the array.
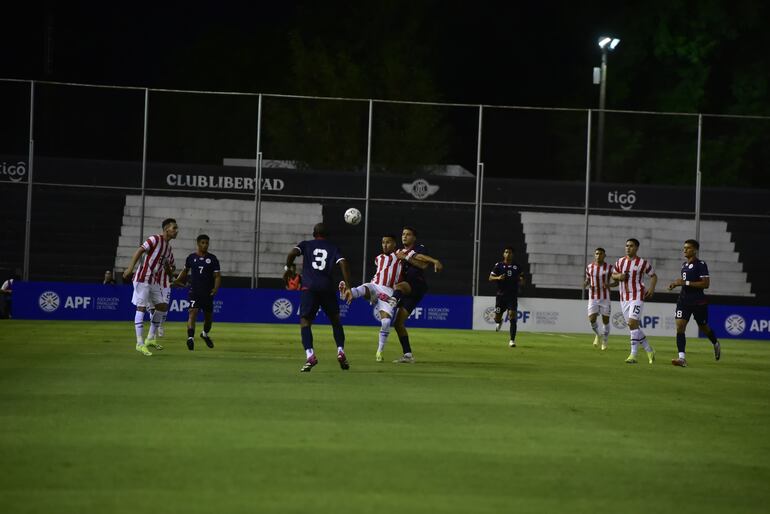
[
  {"xmin": 666, "ymin": 239, "xmax": 722, "ymax": 367},
  {"xmin": 286, "ymin": 223, "xmax": 352, "ymax": 372},
  {"xmin": 387, "ymin": 226, "xmax": 443, "ymax": 363},
  {"xmin": 173, "ymin": 234, "xmax": 220, "ymax": 350},
  {"xmin": 584, "ymin": 247, "xmax": 615, "ymax": 350},
  {"xmin": 488, "ymin": 246, "xmax": 524, "ymax": 347},
  {"xmin": 611, "ymin": 238, "xmax": 657, "ymax": 364},
  {"xmin": 343, "ymin": 234, "xmax": 404, "ymax": 362},
  {"xmin": 123, "ymin": 218, "xmax": 178, "ymax": 356}
]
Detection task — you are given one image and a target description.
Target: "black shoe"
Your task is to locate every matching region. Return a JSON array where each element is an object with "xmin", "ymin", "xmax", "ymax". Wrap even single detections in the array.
[
  {"xmin": 186, "ymin": 337, "xmax": 194, "ymax": 351},
  {"xmin": 714, "ymin": 341, "xmax": 721, "ymax": 361},
  {"xmin": 200, "ymin": 332, "xmax": 214, "ymax": 348}
]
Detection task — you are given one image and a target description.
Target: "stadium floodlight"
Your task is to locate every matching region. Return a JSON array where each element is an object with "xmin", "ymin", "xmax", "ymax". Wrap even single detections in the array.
[{"xmin": 594, "ymin": 35, "xmax": 621, "ymax": 181}]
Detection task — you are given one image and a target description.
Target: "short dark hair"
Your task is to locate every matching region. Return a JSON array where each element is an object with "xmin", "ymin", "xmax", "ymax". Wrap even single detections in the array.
[
  {"xmin": 313, "ymin": 223, "xmax": 328, "ymax": 238},
  {"xmin": 684, "ymin": 239, "xmax": 699, "ymax": 249},
  {"xmin": 161, "ymin": 218, "xmax": 176, "ymax": 229},
  {"xmin": 197, "ymin": 234, "xmax": 210, "ymax": 243},
  {"xmin": 383, "ymin": 233, "xmax": 398, "ymax": 241},
  {"xmin": 402, "ymin": 226, "xmax": 417, "ymax": 237},
  {"xmin": 595, "ymin": 247, "xmax": 606, "ymax": 253},
  {"xmin": 626, "ymin": 238, "xmax": 640, "ymax": 247}
]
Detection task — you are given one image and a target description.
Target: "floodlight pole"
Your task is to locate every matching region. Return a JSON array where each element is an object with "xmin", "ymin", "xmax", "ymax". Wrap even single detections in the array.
[{"xmin": 596, "ymin": 48, "xmax": 608, "ymax": 182}]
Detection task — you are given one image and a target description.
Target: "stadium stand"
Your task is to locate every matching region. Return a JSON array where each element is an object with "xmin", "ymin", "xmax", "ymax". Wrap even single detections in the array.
[
  {"xmin": 114, "ymin": 195, "xmax": 322, "ymax": 279},
  {"xmin": 521, "ymin": 211, "xmax": 753, "ymax": 297}
]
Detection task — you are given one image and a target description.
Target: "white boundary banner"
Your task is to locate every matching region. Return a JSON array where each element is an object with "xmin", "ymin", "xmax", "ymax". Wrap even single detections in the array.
[{"xmin": 472, "ymin": 297, "xmax": 697, "ymax": 338}]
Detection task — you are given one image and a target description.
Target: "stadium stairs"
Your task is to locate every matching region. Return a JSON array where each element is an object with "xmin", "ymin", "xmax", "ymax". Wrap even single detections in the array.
[
  {"xmin": 521, "ymin": 211, "xmax": 753, "ymax": 299},
  {"xmin": 115, "ymin": 195, "xmax": 322, "ymax": 287}
]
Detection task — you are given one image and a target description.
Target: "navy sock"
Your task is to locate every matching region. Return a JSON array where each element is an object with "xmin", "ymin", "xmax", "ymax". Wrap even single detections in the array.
[
  {"xmin": 332, "ymin": 323, "xmax": 345, "ymax": 349},
  {"xmin": 187, "ymin": 327, "xmax": 194, "ymax": 338},
  {"xmin": 703, "ymin": 328, "xmax": 718, "ymax": 344},
  {"xmin": 676, "ymin": 332, "xmax": 686, "ymax": 353},
  {"xmin": 509, "ymin": 319, "xmax": 517, "ymax": 341},
  {"xmin": 301, "ymin": 326, "xmax": 313, "ymax": 351},
  {"xmin": 203, "ymin": 321, "xmax": 212, "ymax": 333},
  {"xmin": 398, "ymin": 334, "xmax": 412, "ymax": 354},
  {"xmin": 393, "ymin": 290, "xmax": 403, "ymax": 301}
]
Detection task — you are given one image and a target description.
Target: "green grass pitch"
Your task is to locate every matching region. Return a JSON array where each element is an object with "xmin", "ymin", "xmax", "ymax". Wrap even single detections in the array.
[{"xmin": 1, "ymin": 320, "xmax": 769, "ymax": 514}]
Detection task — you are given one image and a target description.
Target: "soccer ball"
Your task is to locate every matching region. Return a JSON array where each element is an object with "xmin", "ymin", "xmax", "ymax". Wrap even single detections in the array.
[{"xmin": 344, "ymin": 207, "xmax": 362, "ymax": 226}]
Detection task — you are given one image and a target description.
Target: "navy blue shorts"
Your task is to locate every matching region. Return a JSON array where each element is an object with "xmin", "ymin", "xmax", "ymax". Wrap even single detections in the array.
[
  {"xmin": 495, "ymin": 294, "xmax": 518, "ymax": 314},
  {"xmin": 189, "ymin": 291, "xmax": 214, "ymax": 313},
  {"xmin": 400, "ymin": 280, "xmax": 428, "ymax": 314},
  {"xmin": 300, "ymin": 289, "xmax": 340, "ymax": 321},
  {"xmin": 675, "ymin": 302, "xmax": 708, "ymax": 325}
]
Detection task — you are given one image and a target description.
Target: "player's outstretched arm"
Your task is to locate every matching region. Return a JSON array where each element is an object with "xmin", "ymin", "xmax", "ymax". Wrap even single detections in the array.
[
  {"xmin": 123, "ymin": 247, "xmax": 146, "ymax": 281},
  {"xmin": 645, "ymin": 273, "xmax": 658, "ymax": 299},
  {"xmin": 173, "ymin": 268, "xmax": 189, "ymax": 287},
  {"xmin": 338, "ymin": 258, "xmax": 352, "ymax": 304}
]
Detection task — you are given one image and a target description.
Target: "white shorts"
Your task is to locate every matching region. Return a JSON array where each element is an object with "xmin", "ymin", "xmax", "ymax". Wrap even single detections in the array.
[
  {"xmin": 131, "ymin": 282, "xmax": 165, "ymax": 308},
  {"xmin": 620, "ymin": 300, "xmax": 644, "ymax": 322},
  {"xmin": 366, "ymin": 283, "xmax": 395, "ymax": 318},
  {"xmin": 160, "ymin": 286, "xmax": 171, "ymax": 304},
  {"xmin": 587, "ymin": 299, "xmax": 611, "ymax": 317}
]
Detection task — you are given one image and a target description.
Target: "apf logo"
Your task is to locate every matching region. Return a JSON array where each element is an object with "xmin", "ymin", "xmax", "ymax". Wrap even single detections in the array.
[
  {"xmin": 407, "ymin": 307, "xmax": 424, "ymax": 320},
  {"xmin": 272, "ymin": 298, "xmax": 294, "ymax": 320},
  {"xmin": 612, "ymin": 312, "xmax": 659, "ymax": 329},
  {"xmin": 39, "ymin": 291, "xmax": 60, "ymax": 313},
  {"xmin": 725, "ymin": 314, "xmax": 746, "ymax": 336},
  {"xmin": 483, "ymin": 306, "xmax": 530, "ymax": 325},
  {"xmin": 1, "ymin": 161, "xmax": 27, "ymax": 183},
  {"xmin": 401, "ymin": 179, "xmax": 439, "ymax": 200},
  {"xmin": 608, "ymin": 190, "xmax": 637, "ymax": 210}
]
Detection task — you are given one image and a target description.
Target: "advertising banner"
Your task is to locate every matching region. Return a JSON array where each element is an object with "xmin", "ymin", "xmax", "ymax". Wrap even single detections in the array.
[
  {"xmin": 472, "ymin": 297, "xmax": 698, "ymax": 338},
  {"xmin": 13, "ymin": 282, "xmax": 472, "ymax": 329},
  {"xmin": 707, "ymin": 305, "xmax": 770, "ymax": 341}
]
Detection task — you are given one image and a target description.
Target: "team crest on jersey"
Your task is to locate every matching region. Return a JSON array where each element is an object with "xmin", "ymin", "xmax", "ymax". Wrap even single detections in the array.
[
  {"xmin": 688, "ymin": 263, "xmax": 693, "ymax": 269},
  {"xmin": 205, "ymin": 258, "xmax": 211, "ymax": 264}
]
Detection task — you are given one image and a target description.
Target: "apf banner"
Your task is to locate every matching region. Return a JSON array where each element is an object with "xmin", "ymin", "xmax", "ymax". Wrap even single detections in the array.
[
  {"xmin": 708, "ymin": 305, "xmax": 770, "ymax": 340},
  {"xmin": 472, "ymin": 297, "xmax": 698, "ymax": 338},
  {"xmin": 13, "ymin": 282, "xmax": 472, "ymax": 329}
]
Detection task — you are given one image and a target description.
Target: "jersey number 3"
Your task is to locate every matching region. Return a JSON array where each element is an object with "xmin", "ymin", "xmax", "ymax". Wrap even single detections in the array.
[{"xmin": 312, "ymin": 249, "xmax": 328, "ymax": 270}]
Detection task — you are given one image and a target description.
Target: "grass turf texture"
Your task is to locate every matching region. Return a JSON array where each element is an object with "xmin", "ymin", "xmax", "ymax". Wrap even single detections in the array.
[{"xmin": 1, "ymin": 321, "xmax": 769, "ymax": 514}]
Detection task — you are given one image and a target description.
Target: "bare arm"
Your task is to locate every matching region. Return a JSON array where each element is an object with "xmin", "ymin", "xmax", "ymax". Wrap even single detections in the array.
[
  {"xmin": 173, "ymin": 268, "xmax": 189, "ymax": 287},
  {"xmin": 338, "ymin": 259, "xmax": 352, "ymax": 303},
  {"xmin": 644, "ymin": 273, "xmax": 658, "ymax": 299},
  {"xmin": 123, "ymin": 247, "xmax": 146, "ymax": 281},
  {"xmin": 489, "ymin": 273, "xmax": 503, "ymax": 282},
  {"xmin": 212, "ymin": 271, "xmax": 222, "ymax": 296}
]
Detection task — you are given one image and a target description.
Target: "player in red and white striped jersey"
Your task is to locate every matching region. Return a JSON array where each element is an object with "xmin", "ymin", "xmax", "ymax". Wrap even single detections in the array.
[
  {"xmin": 611, "ymin": 238, "xmax": 658, "ymax": 364},
  {"xmin": 583, "ymin": 247, "xmax": 615, "ymax": 350},
  {"xmin": 122, "ymin": 218, "xmax": 178, "ymax": 356},
  {"xmin": 343, "ymin": 234, "xmax": 404, "ymax": 362}
]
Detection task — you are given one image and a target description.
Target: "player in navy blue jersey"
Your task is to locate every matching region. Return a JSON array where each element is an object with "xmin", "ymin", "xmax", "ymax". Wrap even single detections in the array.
[
  {"xmin": 489, "ymin": 246, "xmax": 525, "ymax": 347},
  {"xmin": 667, "ymin": 239, "xmax": 721, "ymax": 367},
  {"xmin": 286, "ymin": 223, "xmax": 352, "ymax": 372},
  {"xmin": 173, "ymin": 234, "xmax": 221, "ymax": 351},
  {"xmin": 387, "ymin": 226, "xmax": 443, "ymax": 363}
]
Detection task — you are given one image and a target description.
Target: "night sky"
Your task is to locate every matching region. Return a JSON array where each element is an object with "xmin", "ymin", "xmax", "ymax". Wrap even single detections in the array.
[{"xmin": 3, "ymin": 2, "xmax": 770, "ymax": 185}]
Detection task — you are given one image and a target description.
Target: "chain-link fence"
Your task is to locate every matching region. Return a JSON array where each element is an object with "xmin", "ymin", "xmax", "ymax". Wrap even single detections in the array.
[{"xmin": 2, "ymin": 79, "xmax": 768, "ymax": 301}]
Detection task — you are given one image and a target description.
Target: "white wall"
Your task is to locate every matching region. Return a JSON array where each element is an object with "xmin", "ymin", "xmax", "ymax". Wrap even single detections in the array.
[{"xmin": 472, "ymin": 297, "xmax": 698, "ymax": 338}]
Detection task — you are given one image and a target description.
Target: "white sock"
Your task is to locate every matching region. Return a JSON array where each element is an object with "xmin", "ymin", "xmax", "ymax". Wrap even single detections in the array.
[
  {"xmin": 337, "ymin": 346, "xmax": 344, "ymax": 354},
  {"xmin": 629, "ymin": 337, "xmax": 638, "ymax": 356},
  {"xmin": 306, "ymin": 348, "xmax": 314, "ymax": 358},
  {"xmin": 378, "ymin": 317, "xmax": 392, "ymax": 352},
  {"xmin": 147, "ymin": 310, "xmax": 163, "ymax": 338},
  {"xmin": 590, "ymin": 320, "xmax": 601, "ymax": 336},
  {"xmin": 134, "ymin": 311, "xmax": 145, "ymax": 344},
  {"xmin": 630, "ymin": 328, "xmax": 651, "ymax": 352},
  {"xmin": 679, "ymin": 352, "xmax": 686, "ymax": 360},
  {"xmin": 602, "ymin": 324, "xmax": 609, "ymax": 337},
  {"xmin": 350, "ymin": 285, "xmax": 368, "ymax": 299}
]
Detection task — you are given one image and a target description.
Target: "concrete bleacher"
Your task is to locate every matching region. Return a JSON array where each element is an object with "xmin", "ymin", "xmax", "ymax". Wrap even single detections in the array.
[
  {"xmin": 114, "ymin": 195, "xmax": 322, "ymax": 278},
  {"xmin": 520, "ymin": 211, "xmax": 753, "ymax": 297}
]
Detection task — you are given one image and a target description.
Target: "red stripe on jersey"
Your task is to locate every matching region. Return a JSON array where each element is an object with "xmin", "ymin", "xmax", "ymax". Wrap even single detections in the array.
[
  {"xmin": 586, "ymin": 262, "xmax": 611, "ymax": 300},
  {"xmin": 615, "ymin": 256, "xmax": 654, "ymax": 301},
  {"xmin": 136, "ymin": 235, "xmax": 157, "ymax": 283},
  {"xmin": 372, "ymin": 253, "xmax": 402, "ymax": 288}
]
